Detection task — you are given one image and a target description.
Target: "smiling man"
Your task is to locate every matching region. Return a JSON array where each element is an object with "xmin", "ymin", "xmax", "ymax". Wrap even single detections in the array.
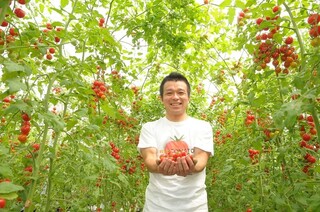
[{"xmin": 138, "ymin": 72, "xmax": 214, "ymax": 212}]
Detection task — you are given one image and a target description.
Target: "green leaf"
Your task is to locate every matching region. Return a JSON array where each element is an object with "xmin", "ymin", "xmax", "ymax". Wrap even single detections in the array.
[
  {"xmin": 61, "ymin": 0, "xmax": 69, "ymax": 8},
  {"xmin": 0, "ymin": 192, "xmax": 18, "ymax": 200},
  {"xmin": 228, "ymin": 7, "xmax": 235, "ymax": 25},
  {"xmin": 41, "ymin": 112, "xmax": 65, "ymax": 132},
  {"xmin": 0, "ymin": 182, "xmax": 24, "ymax": 194},
  {"xmin": 273, "ymin": 100, "xmax": 303, "ymax": 130},
  {"xmin": 0, "ymin": 165, "xmax": 13, "ymax": 177},
  {"xmin": 235, "ymin": 0, "xmax": 245, "ymax": 9},
  {"xmin": 314, "ymin": 165, "xmax": 320, "ymax": 173},
  {"xmin": 220, "ymin": 0, "xmax": 232, "ymax": 8},
  {"xmin": 3, "ymin": 99, "xmax": 29, "ymax": 115},
  {"xmin": 0, "ymin": 145, "xmax": 9, "ymax": 155},
  {"xmin": 7, "ymin": 78, "xmax": 27, "ymax": 93},
  {"xmin": 39, "ymin": 3, "xmax": 44, "ymax": 13},
  {"xmin": 222, "ymin": 165, "xmax": 233, "ymax": 173},
  {"xmin": 4, "ymin": 61, "xmax": 25, "ymax": 72}
]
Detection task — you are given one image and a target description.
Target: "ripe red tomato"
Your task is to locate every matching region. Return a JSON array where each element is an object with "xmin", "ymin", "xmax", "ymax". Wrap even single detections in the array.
[
  {"xmin": 309, "ymin": 26, "xmax": 320, "ymax": 37},
  {"xmin": 21, "ymin": 113, "xmax": 31, "ymax": 121},
  {"xmin": 310, "ymin": 128, "xmax": 317, "ymax": 135},
  {"xmin": 302, "ymin": 133, "xmax": 311, "ymax": 142},
  {"xmin": 3, "ymin": 97, "xmax": 10, "ymax": 103},
  {"xmin": 54, "ymin": 36, "xmax": 61, "ymax": 43},
  {"xmin": 0, "ymin": 198, "xmax": 6, "ymax": 208},
  {"xmin": 18, "ymin": 0, "xmax": 27, "ymax": 4},
  {"xmin": 306, "ymin": 155, "xmax": 316, "ymax": 163},
  {"xmin": 306, "ymin": 115, "xmax": 313, "ymax": 122},
  {"xmin": 256, "ymin": 17, "xmax": 263, "ymax": 25},
  {"xmin": 46, "ymin": 23, "xmax": 53, "ymax": 30},
  {"xmin": 272, "ymin": 6, "xmax": 280, "ymax": 13},
  {"xmin": 99, "ymin": 18, "xmax": 105, "ymax": 24},
  {"xmin": 18, "ymin": 134, "xmax": 28, "ymax": 143},
  {"xmin": 24, "ymin": 166, "xmax": 33, "ymax": 173},
  {"xmin": 307, "ymin": 14, "xmax": 320, "ymax": 25},
  {"xmin": 49, "ymin": 47, "xmax": 55, "ymax": 54},
  {"xmin": 9, "ymin": 27, "xmax": 18, "ymax": 36},
  {"xmin": 46, "ymin": 53, "xmax": 53, "ymax": 60},
  {"xmin": 32, "ymin": 143, "xmax": 40, "ymax": 151},
  {"xmin": 1, "ymin": 21, "xmax": 9, "ymax": 27},
  {"xmin": 14, "ymin": 8, "xmax": 26, "ymax": 18},
  {"xmin": 285, "ymin": 36, "xmax": 293, "ymax": 45},
  {"xmin": 21, "ymin": 125, "xmax": 31, "ymax": 135}
]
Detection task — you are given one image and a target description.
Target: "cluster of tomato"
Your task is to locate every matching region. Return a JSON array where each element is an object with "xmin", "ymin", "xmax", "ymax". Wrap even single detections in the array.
[
  {"xmin": 91, "ymin": 80, "xmax": 109, "ymax": 100},
  {"xmin": 248, "ymin": 148, "xmax": 260, "ymax": 164},
  {"xmin": 1, "ymin": 95, "xmax": 15, "ymax": 111},
  {"xmin": 17, "ymin": 113, "xmax": 31, "ymax": 143},
  {"xmin": 238, "ymin": 6, "xmax": 299, "ymax": 76},
  {"xmin": 98, "ymin": 17, "xmax": 105, "ymax": 27},
  {"xmin": 110, "ymin": 142, "xmax": 120, "ymax": 160},
  {"xmin": 40, "ymin": 22, "xmax": 62, "ymax": 60},
  {"xmin": 214, "ymin": 130, "xmax": 232, "ymax": 145},
  {"xmin": 244, "ymin": 111, "xmax": 255, "ymax": 126},
  {"xmin": 298, "ymin": 114, "xmax": 318, "ymax": 173},
  {"xmin": 307, "ymin": 13, "xmax": 320, "ymax": 47},
  {"xmin": 0, "ymin": 0, "xmax": 27, "ymax": 47},
  {"xmin": 158, "ymin": 150, "xmax": 190, "ymax": 164}
]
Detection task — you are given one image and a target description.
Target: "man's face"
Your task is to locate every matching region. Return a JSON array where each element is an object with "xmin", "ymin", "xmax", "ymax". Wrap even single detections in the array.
[{"xmin": 161, "ymin": 80, "xmax": 190, "ymax": 120}]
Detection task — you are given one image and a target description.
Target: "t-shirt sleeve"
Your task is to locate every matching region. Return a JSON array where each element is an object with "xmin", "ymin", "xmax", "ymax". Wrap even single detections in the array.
[
  {"xmin": 195, "ymin": 121, "xmax": 214, "ymax": 156},
  {"xmin": 137, "ymin": 122, "xmax": 157, "ymax": 150}
]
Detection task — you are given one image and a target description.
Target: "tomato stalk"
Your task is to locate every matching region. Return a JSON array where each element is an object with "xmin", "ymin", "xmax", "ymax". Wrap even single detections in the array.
[
  {"xmin": 310, "ymin": 105, "xmax": 320, "ymax": 143},
  {"xmin": 283, "ymin": 3, "xmax": 306, "ymax": 72},
  {"xmin": 0, "ymin": 0, "xmax": 10, "ymax": 25},
  {"xmin": 44, "ymin": 130, "xmax": 61, "ymax": 211},
  {"xmin": 41, "ymin": 0, "xmax": 80, "ymax": 208},
  {"xmin": 24, "ymin": 74, "xmax": 57, "ymax": 212}
]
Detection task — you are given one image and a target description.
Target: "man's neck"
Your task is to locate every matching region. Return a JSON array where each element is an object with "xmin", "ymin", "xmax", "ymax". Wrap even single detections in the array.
[{"xmin": 166, "ymin": 114, "xmax": 188, "ymax": 122}]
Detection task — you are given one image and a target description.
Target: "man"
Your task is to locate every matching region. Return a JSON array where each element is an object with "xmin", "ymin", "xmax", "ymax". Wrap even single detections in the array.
[{"xmin": 138, "ymin": 72, "xmax": 214, "ymax": 212}]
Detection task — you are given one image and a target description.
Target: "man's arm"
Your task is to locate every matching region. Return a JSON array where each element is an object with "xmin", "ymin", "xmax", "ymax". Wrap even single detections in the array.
[
  {"xmin": 192, "ymin": 147, "xmax": 211, "ymax": 173},
  {"xmin": 140, "ymin": 147, "xmax": 159, "ymax": 173}
]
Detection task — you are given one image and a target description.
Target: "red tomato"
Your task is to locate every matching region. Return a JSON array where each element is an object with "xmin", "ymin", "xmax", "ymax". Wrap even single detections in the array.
[
  {"xmin": 21, "ymin": 113, "xmax": 31, "ymax": 121},
  {"xmin": 21, "ymin": 125, "xmax": 31, "ymax": 135},
  {"xmin": 18, "ymin": 134, "xmax": 28, "ymax": 143},
  {"xmin": 0, "ymin": 198, "xmax": 6, "ymax": 208}
]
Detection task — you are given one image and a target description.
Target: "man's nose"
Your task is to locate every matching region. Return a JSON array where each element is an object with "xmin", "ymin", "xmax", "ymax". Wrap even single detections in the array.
[{"xmin": 172, "ymin": 92, "xmax": 179, "ymax": 99}]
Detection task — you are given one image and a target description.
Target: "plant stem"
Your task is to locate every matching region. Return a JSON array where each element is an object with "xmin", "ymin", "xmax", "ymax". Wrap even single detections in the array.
[
  {"xmin": 44, "ymin": 130, "xmax": 61, "ymax": 212},
  {"xmin": 310, "ymin": 104, "xmax": 320, "ymax": 143},
  {"xmin": 283, "ymin": 3, "xmax": 306, "ymax": 72},
  {"xmin": 25, "ymin": 74, "xmax": 56, "ymax": 212},
  {"xmin": 0, "ymin": 0, "xmax": 10, "ymax": 25}
]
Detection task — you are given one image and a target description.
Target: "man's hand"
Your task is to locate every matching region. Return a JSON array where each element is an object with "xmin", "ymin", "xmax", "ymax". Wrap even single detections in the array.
[
  {"xmin": 176, "ymin": 155, "xmax": 196, "ymax": 176},
  {"xmin": 157, "ymin": 158, "xmax": 177, "ymax": 175},
  {"xmin": 157, "ymin": 155, "xmax": 197, "ymax": 176}
]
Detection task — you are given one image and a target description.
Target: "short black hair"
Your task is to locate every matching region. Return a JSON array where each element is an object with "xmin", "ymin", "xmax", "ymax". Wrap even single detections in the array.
[{"xmin": 160, "ymin": 72, "xmax": 191, "ymax": 98}]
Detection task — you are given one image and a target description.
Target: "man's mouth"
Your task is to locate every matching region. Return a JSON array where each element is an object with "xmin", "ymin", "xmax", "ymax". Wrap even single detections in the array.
[{"xmin": 170, "ymin": 103, "xmax": 182, "ymax": 106}]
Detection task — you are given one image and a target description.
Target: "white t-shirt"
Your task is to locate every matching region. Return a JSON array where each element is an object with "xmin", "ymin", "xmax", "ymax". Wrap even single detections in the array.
[{"xmin": 138, "ymin": 116, "xmax": 214, "ymax": 212}]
